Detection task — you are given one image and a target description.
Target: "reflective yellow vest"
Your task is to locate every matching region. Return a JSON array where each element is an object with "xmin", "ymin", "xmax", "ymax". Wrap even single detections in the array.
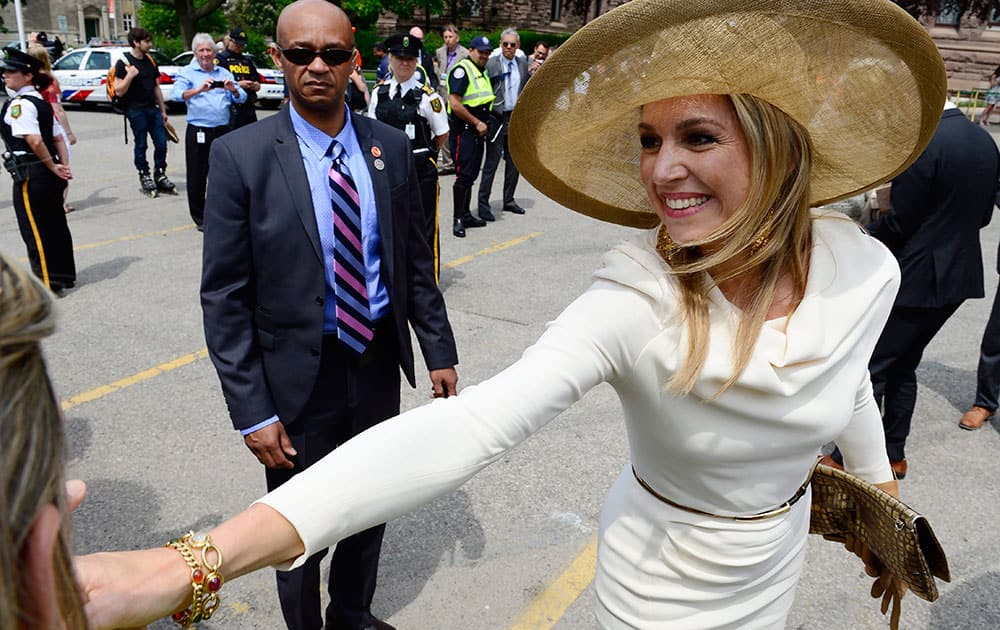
[{"xmin": 446, "ymin": 58, "xmax": 494, "ymax": 114}]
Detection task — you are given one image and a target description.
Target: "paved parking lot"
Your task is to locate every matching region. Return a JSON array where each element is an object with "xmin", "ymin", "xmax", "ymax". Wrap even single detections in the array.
[{"xmin": 1, "ymin": 107, "xmax": 998, "ymax": 628}]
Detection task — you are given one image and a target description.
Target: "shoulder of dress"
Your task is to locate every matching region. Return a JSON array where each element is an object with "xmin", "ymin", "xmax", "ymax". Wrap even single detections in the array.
[{"xmin": 421, "ymin": 83, "xmax": 435, "ymax": 96}]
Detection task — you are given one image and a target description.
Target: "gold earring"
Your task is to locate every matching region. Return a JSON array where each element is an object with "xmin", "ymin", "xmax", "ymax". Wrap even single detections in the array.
[{"xmin": 656, "ymin": 225, "xmax": 681, "ymax": 264}]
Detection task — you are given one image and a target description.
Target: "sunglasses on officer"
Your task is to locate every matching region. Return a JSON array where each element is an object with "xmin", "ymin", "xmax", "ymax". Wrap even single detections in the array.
[{"xmin": 277, "ymin": 45, "xmax": 356, "ymax": 67}]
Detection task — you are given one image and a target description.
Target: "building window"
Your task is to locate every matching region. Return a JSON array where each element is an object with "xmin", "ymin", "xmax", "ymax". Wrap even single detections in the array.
[
  {"xmin": 936, "ymin": 0, "xmax": 962, "ymax": 25},
  {"xmin": 990, "ymin": 0, "xmax": 1000, "ymax": 25},
  {"xmin": 552, "ymin": 0, "xmax": 562, "ymax": 22},
  {"xmin": 123, "ymin": 13, "xmax": 133, "ymax": 30}
]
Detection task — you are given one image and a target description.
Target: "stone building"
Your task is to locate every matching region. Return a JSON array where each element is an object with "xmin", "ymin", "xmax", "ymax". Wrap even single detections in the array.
[
  {"xmin": 378, "ymin": 0, "xmax": 627, "ymax": 38},
  {"xmin": 920, "ymin": 4, "xmax": 1000, "ymax": 91},
  {"xmin": 0, "ymin": 0, "xmax": 140, "ymax": 48}
]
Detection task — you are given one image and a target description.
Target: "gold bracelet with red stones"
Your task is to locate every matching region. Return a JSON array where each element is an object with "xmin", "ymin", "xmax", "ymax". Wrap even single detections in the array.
[{"xmin": 164, "ymin": 531, "xmax": 225, "ymax": 628}]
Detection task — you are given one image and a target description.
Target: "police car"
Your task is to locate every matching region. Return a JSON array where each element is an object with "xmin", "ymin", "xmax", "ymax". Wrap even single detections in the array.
[
  {"xmin": 52, "ymin": 45, "xmax": 182, "ymax": 105},
  {"xmin": 172, "ymin": 51, "xmax": 284, "ymax": 109}
]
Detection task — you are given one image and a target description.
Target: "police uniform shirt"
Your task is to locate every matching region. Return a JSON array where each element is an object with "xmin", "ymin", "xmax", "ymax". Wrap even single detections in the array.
[
  {"xmin": 366, "ymin": 75, "xmax": 448, "ymax": 145},
  {"xmin": 4, "ymin": 86, "xmax": 65, "ymax": 141},
  {"xmin": 216, "ymin": 50, "xmax": 261, "ymax": 102}
]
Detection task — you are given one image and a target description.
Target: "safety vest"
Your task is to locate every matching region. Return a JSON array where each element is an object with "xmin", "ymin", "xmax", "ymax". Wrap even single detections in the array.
[{"xmin": 446, "ymin": 58, "xmax": 494, "ymax": 114}]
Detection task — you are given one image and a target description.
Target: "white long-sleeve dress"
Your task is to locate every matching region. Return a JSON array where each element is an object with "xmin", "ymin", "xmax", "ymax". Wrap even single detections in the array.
[{"xmin": 259, "ymin": 210, "xmax": 899, "ymax": 628}]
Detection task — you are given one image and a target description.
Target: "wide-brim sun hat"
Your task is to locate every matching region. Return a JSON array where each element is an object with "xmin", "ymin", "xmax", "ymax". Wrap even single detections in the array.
[{"xmin": 509, "ymin": 0, "xmax": 947, "ymax": 228}]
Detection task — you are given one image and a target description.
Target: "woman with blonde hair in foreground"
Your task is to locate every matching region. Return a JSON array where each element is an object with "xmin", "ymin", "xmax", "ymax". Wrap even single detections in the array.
[
  {"xmin": 72, "ymin": 0, "xmax": 946, "ymax": 627},
  {"xmin": 0, "ymin": 255, "xmax": 87, "ymax": 628}
]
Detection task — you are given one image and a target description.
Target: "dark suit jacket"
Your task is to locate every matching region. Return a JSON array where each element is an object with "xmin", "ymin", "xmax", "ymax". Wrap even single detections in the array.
[
  {"xmin": 485, "ymin": 54, "xmax": 530, "ymax": 112},
  {"xmin": 868, "ymin": 108, "xmax": 1000, "ymax": 308},
  {"xmin": 202, "ymin": 107, "xmax": 459, "ymax": 431}
]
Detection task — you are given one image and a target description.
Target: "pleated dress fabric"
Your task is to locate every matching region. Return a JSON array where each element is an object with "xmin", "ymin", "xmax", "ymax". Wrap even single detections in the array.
[{"xmin": 260, "ymin": 209, "xmax": 900, "ymax": 628}]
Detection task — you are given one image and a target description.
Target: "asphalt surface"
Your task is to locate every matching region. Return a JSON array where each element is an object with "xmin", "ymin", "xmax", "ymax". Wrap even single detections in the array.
[{"xmin": 2, "ymin": 107, "xmax": 997, "ymax": 629}]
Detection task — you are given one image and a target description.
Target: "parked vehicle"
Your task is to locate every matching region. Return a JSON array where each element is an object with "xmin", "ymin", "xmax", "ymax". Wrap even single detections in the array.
[
  {"xmin": 172, "ymin": 51, "xmax": 284, "ymax": 109},
  {"xmin": 52, "ymin": 46, "xmax": 183, "ymax": 107}
]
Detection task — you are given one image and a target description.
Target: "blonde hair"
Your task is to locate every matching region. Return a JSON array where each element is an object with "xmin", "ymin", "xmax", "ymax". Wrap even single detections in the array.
[
  {"xmin": 668, "ymin": 94, "xmax": 814, "ymax": 396},
  {"xmin": 0, "ymin": 255, "xmax": 85, "ymax": 629},
  {"xmin": 26, "ymin": 44, "xmax": 53, "ymax": 75}
]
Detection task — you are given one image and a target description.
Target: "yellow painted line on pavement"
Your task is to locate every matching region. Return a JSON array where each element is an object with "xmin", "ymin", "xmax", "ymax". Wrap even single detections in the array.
[
  {"xmin": 510, "ymin": 536, "xmax": 598, "ymax": 630},
  {"xmin": 16, "ymin": 224, "xmax": 196, "ymax": 263},
  {"xmin": 61, "ymin": 348, "xmax": 208, "ymax": 411},
  {"xmin": 73, "ymin": 224, "xmax": 196, "ymax": 252},
  {"xmin": 56, "ymin": 232, "xmax": 543, "ymax": 411},
  {"xmin": 444, "ymin": 232, "xmax": 543, "ymax": 269}
]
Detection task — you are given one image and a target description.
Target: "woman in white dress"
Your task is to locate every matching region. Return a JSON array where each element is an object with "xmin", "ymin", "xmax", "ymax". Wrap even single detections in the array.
[{"xmin": 75, "ymin": 0, "xmax": 945, "ymax": 628}]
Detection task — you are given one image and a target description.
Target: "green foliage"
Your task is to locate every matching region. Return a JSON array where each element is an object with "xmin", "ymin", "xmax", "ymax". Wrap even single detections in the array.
[
  {"xmin": 227, "ymin": 0, "xmax": 294, "ymax": 39},
  {"xmin": 152, "ymin": 35, "xmax": 187, "ymax": 58},
  {"xmin": 139, "ymin": 0, "xmax": 228, "ymax": 41}
]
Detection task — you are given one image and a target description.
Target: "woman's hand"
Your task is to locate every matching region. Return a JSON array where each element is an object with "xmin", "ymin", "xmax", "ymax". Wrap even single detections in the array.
[
  {"xmin": 840, "ymin": 533, "xmax": 907, "ymax": 630},
  {"xmin": 76, "ymin": 547, "xmax": 191, "ymax": 629}
]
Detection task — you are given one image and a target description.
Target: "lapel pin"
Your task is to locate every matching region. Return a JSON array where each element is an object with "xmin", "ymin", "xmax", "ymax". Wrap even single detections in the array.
[
  {"xmin": 374, "ymin": 158, "xmax": 385, "ymax": 171},
  {"xmin": 371, "ymin": 146, "xmax": 382, "ymax": 158}
]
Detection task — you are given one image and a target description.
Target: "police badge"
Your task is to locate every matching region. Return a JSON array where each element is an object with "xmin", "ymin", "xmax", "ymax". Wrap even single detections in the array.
[{"xmin": 430, "ymin": 95, "xmax": 442, "ymax": 113}]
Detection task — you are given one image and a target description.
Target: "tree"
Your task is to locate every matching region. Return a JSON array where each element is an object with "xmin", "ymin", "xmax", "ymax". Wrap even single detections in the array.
[
  {"xmin": 141, "ymin": 0, "xmax": 227, "ymax": 47},
  {"xmin": 228, "ymin": 0, "xmax": 445, "ymax": 40}
]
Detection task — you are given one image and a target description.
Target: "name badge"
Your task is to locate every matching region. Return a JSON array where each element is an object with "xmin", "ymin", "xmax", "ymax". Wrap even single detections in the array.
[
  {"xmin": 196, "ymin": 131, "xmax": 206, "ymax": 144},
  {"xmin": 405, "ymin": 123, "xmax": 415, "ymax": 140}
]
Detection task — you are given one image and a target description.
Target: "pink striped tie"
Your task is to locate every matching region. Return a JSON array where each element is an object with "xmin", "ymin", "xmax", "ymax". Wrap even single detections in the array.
[{"xmin": 328, "ymin": 141, "xmax": 373, "ymax": 353}]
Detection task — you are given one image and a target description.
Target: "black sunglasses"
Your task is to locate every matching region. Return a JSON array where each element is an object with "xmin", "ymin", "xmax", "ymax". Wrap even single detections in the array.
[
  {"xmin": 501, "ymin": 42, "xmax": 518, "ymax": 48},
  {"xmin": 277, "ymin": 45, "xmax": 355, "ymax": 66}
]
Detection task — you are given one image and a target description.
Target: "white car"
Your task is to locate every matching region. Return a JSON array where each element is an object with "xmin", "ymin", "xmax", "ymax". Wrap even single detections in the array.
[
  {"xmin": 52, "ymin": 46, "xmax": 182, "ymax": 106},
  {"xmin": 172, "ymin": 51, "xmax": 284, "ymax": 109}
]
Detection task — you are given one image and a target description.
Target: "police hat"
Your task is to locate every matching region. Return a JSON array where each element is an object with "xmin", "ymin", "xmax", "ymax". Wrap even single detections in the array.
[
  {"xmin": 0, "ymin": 47, "xmax": 43, "ymax": 74},
  {"xmin": 384, "ymin": 33, "xmax": 421, "ymax": 58},
  {"xmin": 229, "ymin": 28, "xmax": 248, "ymax": 45}
]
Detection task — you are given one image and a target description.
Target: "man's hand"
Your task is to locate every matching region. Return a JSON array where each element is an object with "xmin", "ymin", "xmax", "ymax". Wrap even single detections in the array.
[
  {"xmin": 224, "ymin": 78, "xmax": 238, "ymax": 94},
  {"xmin": 429, "ymin": 367, "xmax": 458, "ymax": 399},
  {"xmin": 243, "ymin": 422, "xmax": 297, "ymax": 469},
  {"xmin": 125, "ymin": 64, "xmax": 139, "ymax": 79},
  {"xmin": 238, "ymin": 79, "xmax": 259, "ymax": 92},
  {"xmin": 52, "ymin": 163, "xmax": 71, "ymax": 180},
  {"xmin": 474, "ymin": 120, "xmax": 487, "ymax": 136}
]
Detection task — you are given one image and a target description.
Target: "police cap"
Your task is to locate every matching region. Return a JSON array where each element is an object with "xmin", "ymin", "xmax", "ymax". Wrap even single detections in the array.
[
  {"xmin": 384, "ymin": 33, "xmax": 421, "ymax": 58},
  {"xmin": 229, "ymin": 28, "xmax": 248, "ymax": 45},
  {"xmin": 0, "ymin": 47, "xmax": 43, "ymax": 74}
]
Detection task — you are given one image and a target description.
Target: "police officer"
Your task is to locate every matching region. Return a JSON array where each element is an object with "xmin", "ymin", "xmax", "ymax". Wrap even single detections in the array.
[
  {"xmin": 368, "ymin": 33, "xmax": 449, "ymax": 280},
  {"xmin": 0, "ymin": 47, "xmax": 75, "ymax": 294},
  {"xmin": 216, "ymin": 27, "xmax": 261, "ymax": 129},
  {"xmin": 446, "ymin": 35, "xmax": 495, "ymax": 237}
]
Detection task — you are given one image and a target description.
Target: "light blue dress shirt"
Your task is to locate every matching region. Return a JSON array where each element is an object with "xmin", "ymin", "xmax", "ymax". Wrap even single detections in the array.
[
  {"xmin": 170, "ymin": 61, "xmax": 246, "ymax": 127},
  {"xmin": 241, "ymin": 105, "xmax": 388, "ymax": 436}
]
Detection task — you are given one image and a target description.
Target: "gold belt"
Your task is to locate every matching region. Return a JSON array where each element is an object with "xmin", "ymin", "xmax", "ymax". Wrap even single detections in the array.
[{"xmin": 631, "ymin": 463, "xmax": 814, "ymax": 522}]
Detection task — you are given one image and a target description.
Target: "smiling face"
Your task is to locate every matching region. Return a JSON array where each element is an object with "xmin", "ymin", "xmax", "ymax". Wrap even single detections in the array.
[
  {"xmin": 194, "ymin": 40, "xmax": 216, "ymax": 71},
  {"xmin": 273, "ymin": 0, "xmax": 355, "ymax": 113},
  {"xmin": 639, "ymin": 94, "xmax": 751, "ymax": 245}
]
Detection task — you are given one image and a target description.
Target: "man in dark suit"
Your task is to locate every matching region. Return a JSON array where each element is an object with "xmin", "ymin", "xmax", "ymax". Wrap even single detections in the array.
[
  {"xmin": 477, "ymin": 28, "xmax": 531, "ymax": 220},
  {"xmin": 959, "ymin": 237, "xmax": 1000, "ymax": 431},
  {"xmin": 825, "ymin": 102, "xmax": 999, "ymax": 478},
  {"xmin": 201, "ymin": 2, "xmax": 459, "ymax": 629}
]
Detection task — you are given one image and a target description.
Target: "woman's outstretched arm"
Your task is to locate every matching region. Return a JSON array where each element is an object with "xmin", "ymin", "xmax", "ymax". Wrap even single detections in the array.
[{"xmin": 76, "ymin": 503, "xmax": 303, "ymax": 629}]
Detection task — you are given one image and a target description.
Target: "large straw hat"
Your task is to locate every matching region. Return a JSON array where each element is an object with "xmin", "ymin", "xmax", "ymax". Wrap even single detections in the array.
[{"xmin": 509, "ymin": 0, "xmax": 947, "ymax": 228}]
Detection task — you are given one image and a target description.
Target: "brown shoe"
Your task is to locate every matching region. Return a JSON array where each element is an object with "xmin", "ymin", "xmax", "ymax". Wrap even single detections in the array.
[
  {"xmin": 959, "ymin": 405, "xmax": 995, "ymax": 431},
  {"xmin": 890, "ymin": 458, "xmax": 907, "ymax": 480}
]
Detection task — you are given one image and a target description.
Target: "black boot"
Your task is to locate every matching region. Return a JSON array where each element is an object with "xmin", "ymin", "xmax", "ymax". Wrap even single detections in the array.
[
  {"xmin": 453, "ymin": 185, "xmax": 468, "ymax": 238},
  {"xmin": 459, "ymin": 186, "xmax": 486, "ymax": 228}
]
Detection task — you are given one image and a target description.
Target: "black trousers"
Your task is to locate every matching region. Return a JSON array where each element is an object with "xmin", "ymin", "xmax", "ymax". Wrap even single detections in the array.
[
  {"xmin": 184, "ymin": 124, "xmax": 229, "ymax": 227},
  {"xmin": 450, "ymin": 124, "xmax": 484, "ymax": 190},
  {"xmin": 265, "ymin": 321, "xmax": 400, "ymax": 630},
  {"xmin": 872, "ymin": 303, "xmax": 962, "ymax": 461},
  {"xmin": 974, "ymin": 285, "xmax": 1000, "ymax": 412},
  {"xmin": 415, "ymin": 152, "xmax": 440, "ymax": 281},
  {"xmin": 477, "ymin": 110, "xmax": 519, "ymax": 213},
  {"xmin": 11, "ymin": 170, "xmax": 74, "ymax": 291}
]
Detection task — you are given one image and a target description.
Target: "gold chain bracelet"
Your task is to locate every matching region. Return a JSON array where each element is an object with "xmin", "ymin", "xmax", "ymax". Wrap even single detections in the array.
[{"xmin": 165, "ymin": 531, "xmax": 225, "ymax": 628}]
